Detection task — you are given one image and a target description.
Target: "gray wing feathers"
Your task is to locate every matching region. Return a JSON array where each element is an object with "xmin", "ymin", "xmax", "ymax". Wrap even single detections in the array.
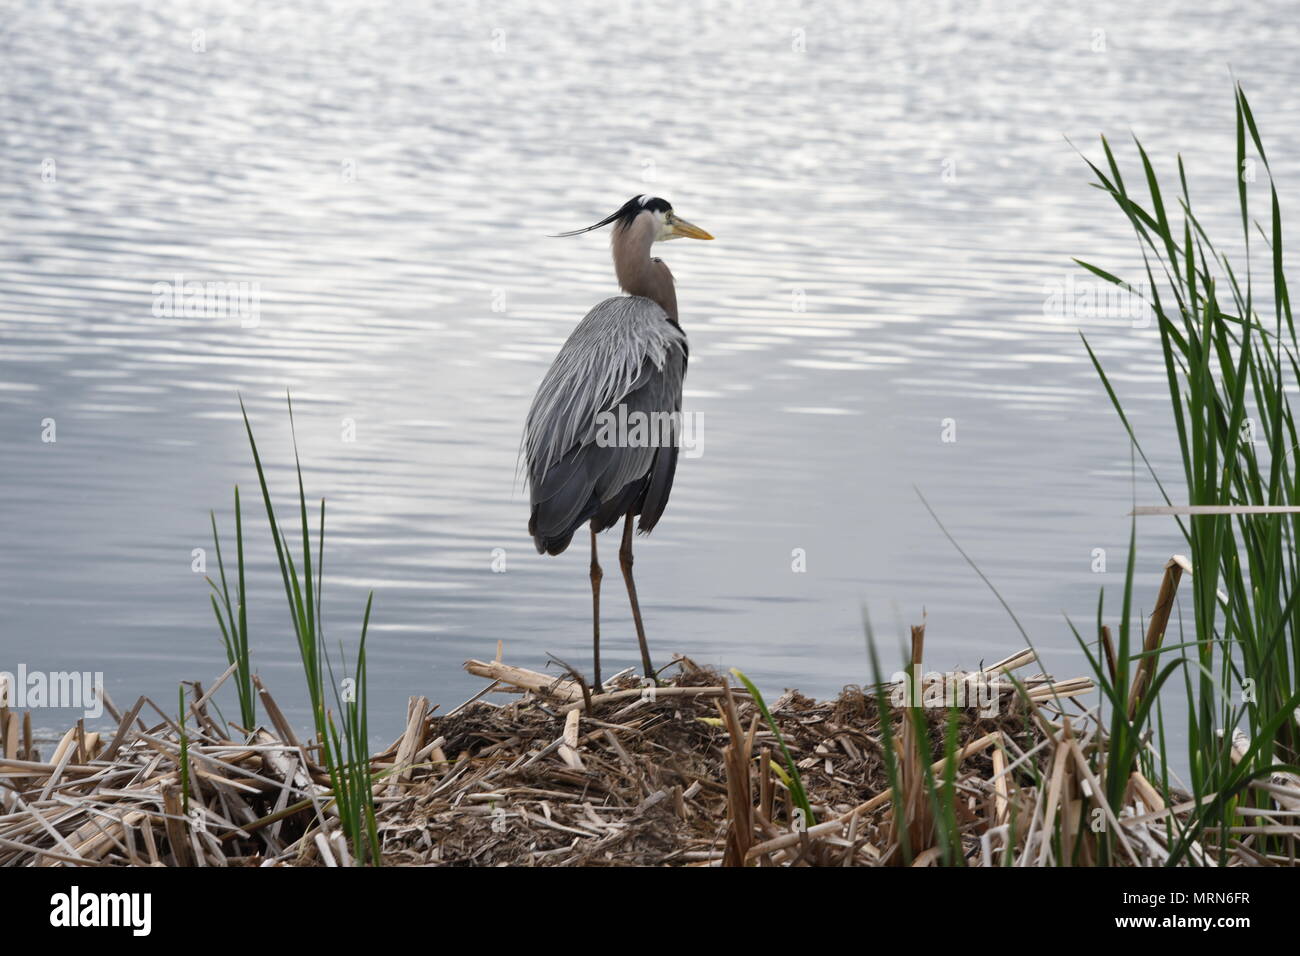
[
  {"xmin": 525, "ymin": 296, "xmax": 686, "ymax": 478},
  {"xmin": 525, "ymin": 296, "xmax": 687, "ymax": 552},
  {"xmin": 637, "ymin": 443, "xmax": 678, "ymax": 534}
]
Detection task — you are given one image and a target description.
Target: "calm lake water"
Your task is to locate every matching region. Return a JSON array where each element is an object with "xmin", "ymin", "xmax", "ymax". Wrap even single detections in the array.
[{"xmin": 3, "ymin": 0, "xmax": 1298, "ymax": 741}]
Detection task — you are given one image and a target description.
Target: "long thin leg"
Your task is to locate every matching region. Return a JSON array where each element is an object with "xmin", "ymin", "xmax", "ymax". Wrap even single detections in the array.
[
  {"xmin": 589, "ymin": 523, "xmax": 603, "ymax": 690},
  {"xmin": 619, "ymin": 512, "xmax": 655, "ymax": 681}
]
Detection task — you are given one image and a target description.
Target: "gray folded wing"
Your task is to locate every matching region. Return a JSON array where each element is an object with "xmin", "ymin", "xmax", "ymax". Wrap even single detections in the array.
[{"xmin": 525, "ymin": 296, "xmax": 687, "ymax": 554}]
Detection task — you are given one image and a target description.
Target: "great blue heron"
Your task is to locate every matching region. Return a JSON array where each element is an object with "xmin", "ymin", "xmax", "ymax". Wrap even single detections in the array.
[{"xmin": 524, "ymin": 195, "xmax": 713, "ymax": 688}]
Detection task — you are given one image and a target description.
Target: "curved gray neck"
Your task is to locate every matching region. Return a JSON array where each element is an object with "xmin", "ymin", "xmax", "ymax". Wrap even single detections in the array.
[{"xmin": 612, "ymin": 214, "xmax": 678, "ymax": 325}]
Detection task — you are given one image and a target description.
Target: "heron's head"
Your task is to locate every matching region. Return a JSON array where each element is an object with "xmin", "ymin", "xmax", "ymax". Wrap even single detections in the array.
[{"xmin": 552, "ymin": 195, "xmax": 713, "ymax": 242}]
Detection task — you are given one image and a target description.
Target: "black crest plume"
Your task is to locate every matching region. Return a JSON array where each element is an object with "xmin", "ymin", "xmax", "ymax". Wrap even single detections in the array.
[{"xmin": 551, "ymin": 195, "xmax": 671, "ymax": 238}]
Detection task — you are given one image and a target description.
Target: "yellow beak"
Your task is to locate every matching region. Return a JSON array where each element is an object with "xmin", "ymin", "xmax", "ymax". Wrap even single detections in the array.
[{"xmin": 669, "ymin": 216, "xmax": 714, "ymax": 240}]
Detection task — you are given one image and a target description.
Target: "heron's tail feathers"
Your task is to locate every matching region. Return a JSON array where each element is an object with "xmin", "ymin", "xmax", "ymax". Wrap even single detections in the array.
[
  {"xmin": 529, "ymin": 477, "xmax": 650, "ymax": 556},
  {"xmin": 528, "ymin": 509, "xmax": 576, "ymax": 555}
]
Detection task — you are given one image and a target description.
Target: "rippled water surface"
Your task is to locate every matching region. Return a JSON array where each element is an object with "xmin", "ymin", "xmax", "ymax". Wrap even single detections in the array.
[{"xmin": 4, "ymin": 0, "xmax": 1299, "ymax": 737}]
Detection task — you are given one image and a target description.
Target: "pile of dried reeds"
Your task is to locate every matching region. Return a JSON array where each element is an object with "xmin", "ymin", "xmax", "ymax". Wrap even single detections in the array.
[
  {"xmin": 2, "ymin": 632, "xmax": 1296, "ymax": 865},
  {"xmin": 0, "ymin": 673, "xmax": 362, "ymax": 866}
]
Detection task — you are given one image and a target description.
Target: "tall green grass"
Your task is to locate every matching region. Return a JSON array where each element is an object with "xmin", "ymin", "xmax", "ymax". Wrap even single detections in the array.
[
  {"xmin": 214, "ymin": 393, "xmax": 381, "ymax": 864},
  {"xmin": 730, "ymin": 668, "xmax": 815, "ymax": 828},
  {"xmin": 323, "ymin": 593, "xmax": 379, "ymax": 863},
  {"xmin": 858, "ymin": 86, "xmax": 1300, "ymax": 866},
  {"xmin": 1077, "ymin": 82, "xmax": 1300, "ymax": 861},
  {"xmin": 863, "ymin": 617, "xmax": 964, "ymax": 866},
  {"xmin": 208, "ymin": 489, "xmax": 255, "ymax": 729}
]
